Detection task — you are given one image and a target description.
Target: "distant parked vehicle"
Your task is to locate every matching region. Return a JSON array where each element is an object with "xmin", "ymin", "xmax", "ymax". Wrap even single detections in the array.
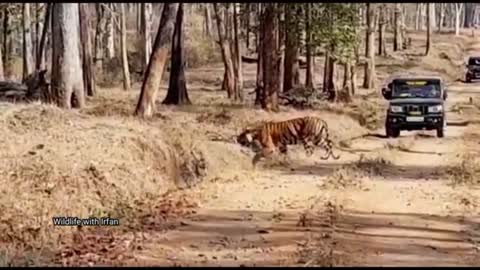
[{"xmin": 465, "ymin": 56, "xmax": 480, "ymax": 83}]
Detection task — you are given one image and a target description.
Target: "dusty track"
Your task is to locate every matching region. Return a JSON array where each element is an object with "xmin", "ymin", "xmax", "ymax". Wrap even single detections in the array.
[{"xmin": 118, "ymin": 80, "xmax": 480, "ymax": 266}]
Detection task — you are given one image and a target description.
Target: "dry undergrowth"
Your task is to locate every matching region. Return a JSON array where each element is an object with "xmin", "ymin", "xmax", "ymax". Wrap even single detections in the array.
[
  {"xmin": 295, "ymin": 201, "xmax": 339, "ymax": 267},
  {"xmin": 320, "ymin": 166, "xmax": 365, "ymax": 190},
  {"xmin": 446, "ymin": 154, "xmax": 480, "ymax": 186},
  {"xmin": 352, "ymin": 154, "xmax": 393, "ymax": 177},
  {"xmin": 0, "ymin": 103, "xmax": 206, "ymax": 266}
]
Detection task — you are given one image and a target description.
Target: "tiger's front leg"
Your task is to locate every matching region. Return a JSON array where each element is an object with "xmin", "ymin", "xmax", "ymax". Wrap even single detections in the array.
[
  {"xmin": 252, "ymin": 147, "xmax": 274, "ymax": 167},
  {"xmin": 252, "ymin": 138, "xmax": 276, "ymax": 167}
]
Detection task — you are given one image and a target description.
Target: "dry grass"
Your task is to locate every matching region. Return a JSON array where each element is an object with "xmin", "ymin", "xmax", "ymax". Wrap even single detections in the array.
[
  {"xmin": 352, "ymin": 154, "xmax": 393, "ymax": 176},
  {"xmin": 320, "ymin": 166, "xmax": 365, "ymax": 190},
  {"xmin": 446, "ymin": 154, "xmax": 480, "ymax": 186},
  {"xmin": 0, "ymin": 102, "xmax": 207, "ymax": 265}
]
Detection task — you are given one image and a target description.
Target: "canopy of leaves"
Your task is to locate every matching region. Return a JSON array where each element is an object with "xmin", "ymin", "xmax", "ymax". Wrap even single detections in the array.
[{"xmin": 310, "ymin": 3, "xmax": 360, "ymax": 62}]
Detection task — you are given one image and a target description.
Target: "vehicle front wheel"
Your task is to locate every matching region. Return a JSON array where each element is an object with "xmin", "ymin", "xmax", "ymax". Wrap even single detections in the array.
[
  {"xmin": 386, "ymin": 126, "xmax": 400, "ymax": 138},
  {"xmin": 436, "ymin": 127, "xmax": 445, "ymax": 138}
]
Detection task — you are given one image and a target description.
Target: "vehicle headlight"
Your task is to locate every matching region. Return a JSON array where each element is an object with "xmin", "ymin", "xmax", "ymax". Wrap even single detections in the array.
[
  {"xmin": 390, "ymin": 105, "xmax": 403, "ymax": 113},
  {"xmin": 428, "ymin": 105, "xmax": 443, "ymax": 113}
]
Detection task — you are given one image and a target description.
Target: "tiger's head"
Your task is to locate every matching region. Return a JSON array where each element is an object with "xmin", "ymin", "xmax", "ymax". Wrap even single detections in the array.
[{"xmin": 237, "ymin": 129, "xmax": 256, "ymax": 147}]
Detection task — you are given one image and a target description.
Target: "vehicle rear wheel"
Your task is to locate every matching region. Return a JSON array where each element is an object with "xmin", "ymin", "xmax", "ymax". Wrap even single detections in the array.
[{"xmin": 466, "ymin": 75, "xmax": 472, "ymax": 83}]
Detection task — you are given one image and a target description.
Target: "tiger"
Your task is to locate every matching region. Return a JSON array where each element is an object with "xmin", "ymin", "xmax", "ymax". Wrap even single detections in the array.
[{"xmin": 237, "ymin": 116, "xmax": 340, "ymax": 166}]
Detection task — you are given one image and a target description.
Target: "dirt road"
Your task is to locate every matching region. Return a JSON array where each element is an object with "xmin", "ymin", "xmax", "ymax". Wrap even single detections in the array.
[{"xmin": 118, "ymin": 80, "xmax": 480, "ymax": 267}]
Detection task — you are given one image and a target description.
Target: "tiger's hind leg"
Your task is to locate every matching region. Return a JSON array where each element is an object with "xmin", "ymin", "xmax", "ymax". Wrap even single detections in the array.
[{"xmin": 320, "ymin": 139, "xmax": 340, "ymax": 160}]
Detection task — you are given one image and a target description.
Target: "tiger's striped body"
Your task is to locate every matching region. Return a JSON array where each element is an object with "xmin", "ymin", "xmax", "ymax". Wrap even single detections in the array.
[{"xmin": 237, "ymin": 116, "xmax": 340, "ymax": 166}]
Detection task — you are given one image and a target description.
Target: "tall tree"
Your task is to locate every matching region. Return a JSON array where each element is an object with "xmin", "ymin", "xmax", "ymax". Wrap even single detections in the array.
[
  {"xmin": 94, "ymin": 4, "xmax": 105, "ymax": 70},
  {"xmin": 425, "ymin": 3, "xmax": 432, "ymax": 56},
  {"xmin": 50, "ymin": 3, "xmax": 85, "ymax": 108},
  {"xmin": 140, "ymin": 3, "xmax": 152, "ymax": 72},
  {"xmin": 260, "ymin": 3, "xmax": 280, "ymax": 111},
  {"xmin": 378, "ymin": 4, "xmax": 387, "ymax": 56},
  {"xmin": 254, "ymin": 3, "xmax": 264, "ymax": 106},
  {"xmin": 455, "ymin": 3, "xmax": 463, "ymax": 36},
  {"xmin": 120, "ymin": 3, "xmax": 131, "ymax": 91},
  {"xmin": 305, "ymin": 3, "xmax": 314, "ymax": 89},
  {"xmin": 36, "ymin": 3, "xmax": 51, "ymax": 70},
  {"xmin": 213, "ymin": 3, "xmax": 236, "ymax": 99},
  {"xmin": 79, "ymin": 3, "xmax": 96, "ymax": 96},
  {"xmin": 232, "ymin": 3, "xmax": 243, "ymax": 101},
  {"xmin": 393, "ymin": 3, "xmax": 402, "ymax": 52},
  {"xmin": 163, "ymin": 4, "xmax": 190, "ymax": 105},
  {"xmin": 104, "ymin": 3, "xmax": 115, "ymax": 59},
  {"xmin": 363, "ymin": 3, "xmax": 376, "ymax": 89},
  {"xmin": 23, "ymin": 3, "xmax": 34, "ymax": 82},
  {"xmin": 283, "ymin": 4, "xmax": 300, "ymax": 93},
  {"xmin": 134, "ymin": 3, "xmax": 179, "ymax": 117}
]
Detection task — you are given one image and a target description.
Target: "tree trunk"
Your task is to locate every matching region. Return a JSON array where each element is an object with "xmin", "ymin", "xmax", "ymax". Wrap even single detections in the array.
[
  {"xmin": 233, "ymin": 3, "xmax": 243, "ymax": 101},
  {"xmin": 134, "ymin": 3, "xmax": 179, "ymax": 117},
  {"xmin": 34, "ymin": 3, "xmax": 40, "ymax": 62},
  {"xmin": 323, "ymin": 51, "xmax": 330, "ymax": 93},
  {"xmin": 415, "ymin": 3, "xmax": 421, "ymax": 30},
  {"xmin": 325, "ymin": 49, "xmax": 337, "ymax": 102},
  {"xmin": 255, "ymin": 4, "xmax": 263, "ymax": 106},
  {"xmin": 36, "ymin": 3, "xmax": 51, "ymax": 71},
  {"xmin": 438, "ymin": 3, "xmax": 445, "ymax": 32},
  {"xmin": 455, "ymin": 4, "xmax": 463, "ymax": 36},
  {"xmin": 204, "ymin": 4, "xmax": 212, "ymax": 37},
  {"xmin": 363, "ymin": 3, "xmax": 376, "ymax": 89},
  {"xmin": 213, "ymin": 3, "xmax": 236, "ymax": 99},
  {"xmin": 119, "ymin": 3, "xmax": 131, "ymax": 91},
  {"xmin": 79, "ymin": 3, "xmax": 96, "ymax": 97},
  {"xmin": 426, "ymin": 3, "xmax": 432, "ymax": 56},
  {"xmin": 163, "ymin": 4, "xmax": 190, "ymax": 105},
  {"xmin": 277, "ymin": 6, "xmax": 285, "ymax": 94},
  {"xmin": 305, "ymin": 3, "xmax": 314, "ymax": 89},
  {"xmin": 283, "ymin": 4, "xmax": 299, "ymax": 93},
  {"xmin": 23, "ymin": 3, "xmax": 35, "ymax": 82},
  {"xmin": 430, "ymin": 3, "xmax": 436, "ymax": 28},
  {"xmin": 0, "ymin": 44, "xmax": 4, "ymax": 81},
  {"xmin": 140, "ymin": 3, "xmax": 152, "ymax": 72},
  {"xmin": 378, "ymin": 6, "xmax": 386, "ymax": 56},
  {"xmin": 261, "ymin": 3, "xmax": 279, "ymax": 111},
  {"xmin": 340, "ymin": 62, "xmax": 353, "ymax": 103},
  {"xmin": 105, "ymin": 3, "xmax": 115, "ymax": 59},
  {"xmin": 394, "ymin": 3, "xmax": 402, "ymax": 52},
  {"xmin": 245, "ymin": 3, "xmax": 251, "ymax": 51},
  {"xmin": 94, "ymin": 4, "xmax": 105, "ymax": 71},
  {"xmin": 464, "ymin": 3, "xmax": 475, "ymax": 28},
  {"xmin": 51, "ymin": 3, "xmax": 85, "ymax": 109}
]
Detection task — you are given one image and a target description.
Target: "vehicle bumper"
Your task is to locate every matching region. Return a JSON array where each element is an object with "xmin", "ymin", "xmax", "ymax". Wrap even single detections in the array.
[
  {"xmin": 467, "ymin": 72, "xmax": 480, "ymax": 79},
  {"xmin": 386, "ymin": 114, "xmax": 444, "ymax": 130}
]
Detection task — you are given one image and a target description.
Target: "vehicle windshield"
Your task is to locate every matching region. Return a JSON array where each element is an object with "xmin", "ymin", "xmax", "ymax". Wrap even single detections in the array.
[
  {"xmin": 468, "ymin": 58, "xmax": 480, "ymax": 66},
  {"xmin": 391, "ymin": 80, "xmax": 442, "ymax": 99}
]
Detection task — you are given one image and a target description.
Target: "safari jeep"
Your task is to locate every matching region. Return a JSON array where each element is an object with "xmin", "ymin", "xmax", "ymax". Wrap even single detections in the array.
[
  {"xmin": 465, "ymin": 56, "xmax": 480, "ymax": 83},
  {"xmin": 381, "ymin": 76, "xmax": 447, "ymax": 138}
]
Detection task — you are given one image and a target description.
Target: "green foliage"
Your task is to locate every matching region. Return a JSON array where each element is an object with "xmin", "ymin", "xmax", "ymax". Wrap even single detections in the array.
[{"xmin": 309, "ymin": 3, "xmax": 360, "ymax": 62}]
